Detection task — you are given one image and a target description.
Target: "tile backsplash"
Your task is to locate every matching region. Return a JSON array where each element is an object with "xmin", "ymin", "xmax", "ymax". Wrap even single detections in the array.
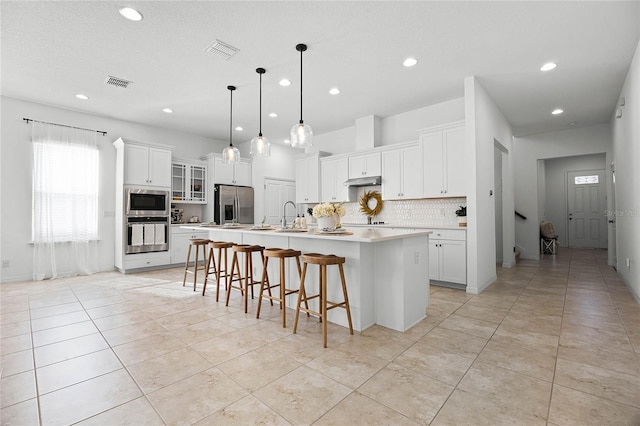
[{"xmin": 328, "ymin": 186, "xmax": 466, "ymax": 227}]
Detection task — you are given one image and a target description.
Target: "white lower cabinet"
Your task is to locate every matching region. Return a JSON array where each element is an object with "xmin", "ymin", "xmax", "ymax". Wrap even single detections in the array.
[
  {"xmin": 428, "ymin": 229, "xmax": 466, "ymax": 285},
  {"xmin": 170, "ymin": 227, "xmax": 209, "ymax": 265}
]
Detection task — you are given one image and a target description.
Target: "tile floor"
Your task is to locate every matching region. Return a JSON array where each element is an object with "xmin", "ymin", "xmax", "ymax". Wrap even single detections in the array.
[{"xmin": 1, "ymin": 248, "xmax": 639, "ymax": 425}]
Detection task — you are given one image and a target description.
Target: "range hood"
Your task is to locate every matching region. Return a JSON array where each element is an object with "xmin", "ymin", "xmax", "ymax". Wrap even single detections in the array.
[{"xmin": 343, "ymin": 175, "xmax": 382, "ymax": 187}]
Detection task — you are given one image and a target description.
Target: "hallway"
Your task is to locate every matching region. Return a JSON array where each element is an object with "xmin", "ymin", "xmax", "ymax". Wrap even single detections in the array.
[{"xmin": 1, "ymin": 249, "xmax": 638, "ymax": 425}]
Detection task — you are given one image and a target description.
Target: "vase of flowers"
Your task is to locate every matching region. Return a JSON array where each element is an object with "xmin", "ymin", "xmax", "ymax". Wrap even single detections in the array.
[{"xmin": 313, "ymin": 203, "xmax": 346, "ymax": 231}]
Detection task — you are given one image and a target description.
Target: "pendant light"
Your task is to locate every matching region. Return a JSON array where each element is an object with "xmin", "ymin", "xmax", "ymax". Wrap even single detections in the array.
[
  {"xmin": 250, "ymin": 68, "xmax": 271, "ymax": 157},
  {"xmin": 222, "ymin": 85, "xmax": 240, "ymax": 164},
  {"xmin": 290, "ymin": 43, "xmax": 313, "ymax": 148}
]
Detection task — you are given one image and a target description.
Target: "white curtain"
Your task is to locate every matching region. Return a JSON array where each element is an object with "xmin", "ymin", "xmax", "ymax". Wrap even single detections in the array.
[{"xmin": 31, "ymin": 122, "xmax": 100, "ymax": 280}]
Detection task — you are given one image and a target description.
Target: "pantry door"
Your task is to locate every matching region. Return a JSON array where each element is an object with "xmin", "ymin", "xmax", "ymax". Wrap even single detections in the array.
[
  {"xmin": 264, "ymin": 178, "xmax": 296, "ymax": 227},
  {"xmin": 567, "ymin": 170, "xmax": 607, "ymax": 248}
]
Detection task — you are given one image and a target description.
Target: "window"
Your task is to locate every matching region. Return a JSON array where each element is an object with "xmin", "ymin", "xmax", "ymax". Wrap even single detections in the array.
[
  {"xmin": 32, "ymin": 139, "xmax": 99, "ymax": 242},
  {"xmin": 574, "ymin": 175, "xmax": 599, "ymax": 185}
]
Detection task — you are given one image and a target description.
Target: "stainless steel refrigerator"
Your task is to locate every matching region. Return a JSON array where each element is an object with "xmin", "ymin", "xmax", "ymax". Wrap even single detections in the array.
[{"xmin": 213, "ymin": 184, "xmax": 254, "ymax": 225}]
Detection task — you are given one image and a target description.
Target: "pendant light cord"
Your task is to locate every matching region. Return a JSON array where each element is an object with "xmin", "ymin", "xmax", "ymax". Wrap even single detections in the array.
[
  {"xmin": 259, "ymin": 71, "xmax": 263, "ymax": 136},
  {"xmin": 299, "ymin": 47, "xmax": 304, "ymax": 124},
  {"xmin": 229, "ymin": 86, "xmax": 233, "ymax": 147}
]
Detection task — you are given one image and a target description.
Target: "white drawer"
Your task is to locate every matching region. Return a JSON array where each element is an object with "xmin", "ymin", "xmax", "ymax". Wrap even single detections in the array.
[
  {"xmin": 429, "ymin": 229, "xmax": 466, "ymax": 241},
  {"xmin": 123, "ymin": 252, "xmax": 170, "ymax": 269}
]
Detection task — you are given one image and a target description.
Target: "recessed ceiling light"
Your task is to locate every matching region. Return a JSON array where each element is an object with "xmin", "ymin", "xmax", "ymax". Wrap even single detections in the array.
[
  {"xmin": 269, "ymin": 112, "xmax": 278, "ymax": 118},
  {"xmin": 568, "ymin": 122, "xmax": 576, "ymax": 126},
  {"xmin": 329, "ymin": 88, "xmax": 340, "ymax": 95},
  {"xmin": 162, "ymin": 108, "xmax": 173, "ymax": 113},
  {"xmin": 75, "ymin": 94, "xmax": 89, "ymax": 100},
  {"xmin": 552, "ymin": 108, "xmax": 564, "ymax": 115},
  {"xmin": 403, "ymin": 57, "xmax": 418, "ymax": 67},
  {"xmin": 279, "ymin": 79, "xmax": 291, "ymax": 87},
  {"xmin": 119, "ymin": 7, "xmax": 143, "ymax": 21},
  {"xmin": 284, "ymin": 139, "xmax": 291, "ymax": 145},
  {"xmin": 540, "ymin": 62, "xmax": 557, "ymax": 72},
  {"xmin": 235, "ymin": 126, "xmax": 243, "ymax": 131}
]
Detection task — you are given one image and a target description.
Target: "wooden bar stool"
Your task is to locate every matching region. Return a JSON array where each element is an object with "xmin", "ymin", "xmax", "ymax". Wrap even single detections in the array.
[
  {"xmin": 256, "ymin": 248, "xmax": 309, "ymax": 327},
  {"xmin": 182, "ymin": 239, "xmax": 209, "ymax": 292},
  {"xmin": 202, "ymin": 241, "xmax": 232, "ymax": 299},
  {"xmin": 293, "ymin": 253, "xmax": 354, "ymax": 347},
  {"xmin": 226, "ymin": 244, "xmax": 269, "ymax": 313}
]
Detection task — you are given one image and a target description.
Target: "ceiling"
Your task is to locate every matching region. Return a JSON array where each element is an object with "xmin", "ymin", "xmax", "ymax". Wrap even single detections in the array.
[{"xmin": 2, "ymin": 1, "xmax": 638, "ymax": 144}]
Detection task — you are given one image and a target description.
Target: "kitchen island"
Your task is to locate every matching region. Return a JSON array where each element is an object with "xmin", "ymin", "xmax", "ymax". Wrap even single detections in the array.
[{"xmin": 181, "ymin": 225, "xmax": 431, "ymax": 332}]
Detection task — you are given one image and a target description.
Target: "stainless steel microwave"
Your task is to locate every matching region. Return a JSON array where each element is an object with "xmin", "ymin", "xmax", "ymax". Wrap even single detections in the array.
[{"xmin": 125, "ymin": 188, "xmax": 170, "ymax": 216}]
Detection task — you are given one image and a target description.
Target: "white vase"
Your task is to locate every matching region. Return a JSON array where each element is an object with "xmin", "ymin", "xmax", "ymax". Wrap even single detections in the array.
[{"xmin": 317, "ymin": 215, "xmax": 336, "ymax": 231}]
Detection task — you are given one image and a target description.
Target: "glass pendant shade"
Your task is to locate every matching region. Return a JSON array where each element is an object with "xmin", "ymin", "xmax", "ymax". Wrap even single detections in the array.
[
  {"xmin": 291, "ymin": 43, "xmax": 313, "ymax": 149},
  {"xmin": 222, "ymin": 144, "xmax": 240, "ymax": 163},
  {"xmin": 250, "ymin": 135, "xmax": 270, "ymax": 157},
  {"xmin": 290, "ymin": 122, "xmax": 313, "ymax": 148},
  {"xmin": 222, "ymin": 85, "xmax": 240, "ymax": 164},
  {"xmin": 250, "ymin": 67, "xmax": 271, "ymax": 158}
]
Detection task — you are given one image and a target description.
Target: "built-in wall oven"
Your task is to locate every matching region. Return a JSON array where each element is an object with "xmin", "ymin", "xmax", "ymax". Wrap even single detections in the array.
[{"xmin": 124, "ymin": 188, "xmax": 170, "ymax": 254}]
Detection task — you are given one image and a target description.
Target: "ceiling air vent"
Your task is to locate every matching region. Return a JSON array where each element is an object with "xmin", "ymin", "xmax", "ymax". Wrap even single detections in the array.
[
  {"xmin": 205, "ymin": 39, "xmax": 240, "ymax": 60},
  {"xmin": 105, "ymin": 75, "xmax": 132, "ymax": 88}
]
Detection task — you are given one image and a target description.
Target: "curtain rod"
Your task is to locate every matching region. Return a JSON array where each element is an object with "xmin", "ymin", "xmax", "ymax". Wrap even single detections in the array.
[{"xmin": 23, "ymin": 118, "xmax": 107, "ymax": 136}]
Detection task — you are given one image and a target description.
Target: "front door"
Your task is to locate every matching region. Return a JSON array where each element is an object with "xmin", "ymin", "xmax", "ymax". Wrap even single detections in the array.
[{"xmin": 567, "ymin": 170, "xmax": 607, "ymax": 248}]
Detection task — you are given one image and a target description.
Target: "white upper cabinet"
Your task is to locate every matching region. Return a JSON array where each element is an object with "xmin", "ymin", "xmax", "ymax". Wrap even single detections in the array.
[
  {"xmin": 295, "ymin": 154, "xmax": 321, "ymax": 204},
  {"xmin": 381, "ymin": 143, "xmax": 423, "ymax": 200},
  {"xmin": 321, "ymin": 156, "xmax": 350, "ymax": 202},
  {"xmin": 348, "ymin": 152, "xmax": 381, "ymax": 179},
  {"xmin": 212, "ymin": 156, "xmax": 251, "ymax": 186},
  {"xmin": 122, "ymin": 142, "xmax": 171, "ymax": 187},
  {"xmin": 171, "ymin": 161, "xmax": 207, "ymax": 204},
  {"xmin": 420, "ymin": 122, "xmax": 466, "ymax": 198}
]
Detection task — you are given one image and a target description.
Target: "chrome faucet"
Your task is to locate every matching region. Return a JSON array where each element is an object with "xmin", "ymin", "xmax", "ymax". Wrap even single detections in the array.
[{"xmin": 281, "ymin": 200, "xmax": 296, "ymax": 228}]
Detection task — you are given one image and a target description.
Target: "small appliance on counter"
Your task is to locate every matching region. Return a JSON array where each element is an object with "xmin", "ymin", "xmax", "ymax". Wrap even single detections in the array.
[{"xmin": 171, "ymin": 208, "xmax": 184, "ymax": 223}]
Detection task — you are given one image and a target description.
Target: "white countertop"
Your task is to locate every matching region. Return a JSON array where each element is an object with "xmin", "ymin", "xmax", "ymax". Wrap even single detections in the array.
[
  {"xmin": 180, "ymin": 224, "xmax": 431, "ymax": 243},
  {"xmin": 340, "ymin": 223, "xmax": 466, "ymax": 231}
]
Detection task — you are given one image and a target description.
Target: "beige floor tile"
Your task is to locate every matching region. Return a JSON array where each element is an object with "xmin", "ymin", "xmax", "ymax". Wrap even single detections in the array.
[
  {"xmin": 36, "ymin": 348, "xmax": 123, "ymax": 395},
  {"xmin": 431, "ymin": 388, "xmax": 547, "ymax": 426},
  {"xmin": 395, "ymin": 341, "xmax": 474, "ymax": 386},
  {"xmin": 0, "ymin": 310, "xmax": 30, "ymax": 325},
  {"xmin": 558, "ymin": 337, "xmax": 640, "ymax": 377},
  {"xmin": 0, "ymin": 321, "xmax": 31, "ymax": 340},
  {"xmin": 154, "ymin": 308, "xmax": 214, "ymax": 330},
  {"xmin": 92, "ymin": 309, "xmax": 152, "ymax": 331},
  {"xmin": 85, "ymin": 301, "xmax": 141, "ymax": 319},
  {"xmin": 335, "ymin": 328, "xmax": 415, "ymax": 361},
  {"xmin": 560, "ymin": 322, "xmax": 634, "ymax": 353},
  {"xmin": 438, "ymin": 314, "xmax": 498, "ymax": 339},
  {"xmin": 127, "ymin": 347, "xmax": 212, "ymax": 393},
  {"xmin": 307, "ymin": 346, "xmax": 388, "ymax": 389},
  {"xmin": 254, "ymin": 365, "xmax": 352, "ymax": 425},
  {"xmin": 34, "ymin": 333, "xmax": 109, "ymax": 367},
  {"xmin": 30, "ymin": 310, "xmax": 91, "ymax": 332},
  {"xmin": 358, "ymin": 363, "xmax": 454, "ymax": 424},
  {"xmin": 452, "ymin": 302, "xmax": 509, "ymax": 324},
  {"xmin": 39, "ymin": 369, "xmax": 142, "ymax": 425},
  {"xmin": 218, "ymin": 346, "xmax": 302, "ymax": 391},
  {"xmin": 75, "ymin": 396, "xmax": 164, "ymax": 425},
  {"xmin": 194, "ymin": 395, "xmax": 290, "ymax": 426},
  {"xmin": 172, "ymin": 318, "xmax": 236, "ymax": 345},
  {"xmin": 32, "ymin": 320, "xmax": 98, "ymax": 347},
  {"xmin": 147, "ymin": 367, "xmax": 248, "ymax": 425},
  {"xmin": 554, "ymin": 358, "xmax": 640, "ymax": 408},
  {"xmin": 1, "ymin": 370, "xmax": 36, "ymax": 408},
  {"xmin": 476, "ymin": 334, "xmax": 557, "ymax": 382},
  {"xmin": 1, "ymin": 349, "xmax": 33, "ymax": 378},
  {"xmin": 419, "ymin": 326, "xmax": 488, "ymax": 359},
  {"xmin": 113, "ymin": 332, "xmax": 186, "ymax": 366},
  {"xmin": 0, "ymin": 397, "xmax": 39, "ymax": 426},
  {"xmin": 29, "ymin": 294, "xmax": 78, "ymax": 310},
  {"xmin": 1, "ymin": 333, "xmax": 32, "ymax": 355},
  {"xmin": 458, "ymin": 361, "xmax": 552, "ymax": 420},
  {"xmin": 101, "ymin": 319, "xmax": 168, "ymax": 347},
  {"xmin": 315, "ymin": 392, "xmax": 419, "ymax": 426},
  {"xmin": 548, "ymin": 384, "xmax": 640, "ymax": 426},
  {"xmin": 267, "ymin": 332, "xmax": 332, "ymax": 365}
]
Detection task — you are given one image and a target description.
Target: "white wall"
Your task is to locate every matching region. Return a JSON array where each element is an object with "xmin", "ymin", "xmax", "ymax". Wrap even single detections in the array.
[
  {"xmin": 611, "ymin": 40, "xmax": 640, "ymax": 301},
  {"xmin": 464, "ymin": 77, "xmax": 516, "ymax": 294},
  {"xmin": 513, "ymin": 124, "xmax": 613, "ymax": 260},
  {"xmin": 544, "ymin": 154, "xmax": 606, "ymax": 247},
  {"xmin": 0, "ymin": 96, "xmax": 227, "ymax": 283}
]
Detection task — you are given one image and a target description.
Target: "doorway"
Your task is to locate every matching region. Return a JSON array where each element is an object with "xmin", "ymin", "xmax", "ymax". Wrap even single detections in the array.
[
  {"xmin": 567, "ymin": 169, "xmax": 607, "ymax": 248},
  {"xmin": 264, "ymin": 178, "xmax": 295, "ymax": 226}
]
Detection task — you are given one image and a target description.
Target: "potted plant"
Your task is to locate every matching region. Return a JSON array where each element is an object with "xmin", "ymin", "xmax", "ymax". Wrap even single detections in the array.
[{"xmin": 455, "ymin": 206, "xmax": 467, "ymax": 227}]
